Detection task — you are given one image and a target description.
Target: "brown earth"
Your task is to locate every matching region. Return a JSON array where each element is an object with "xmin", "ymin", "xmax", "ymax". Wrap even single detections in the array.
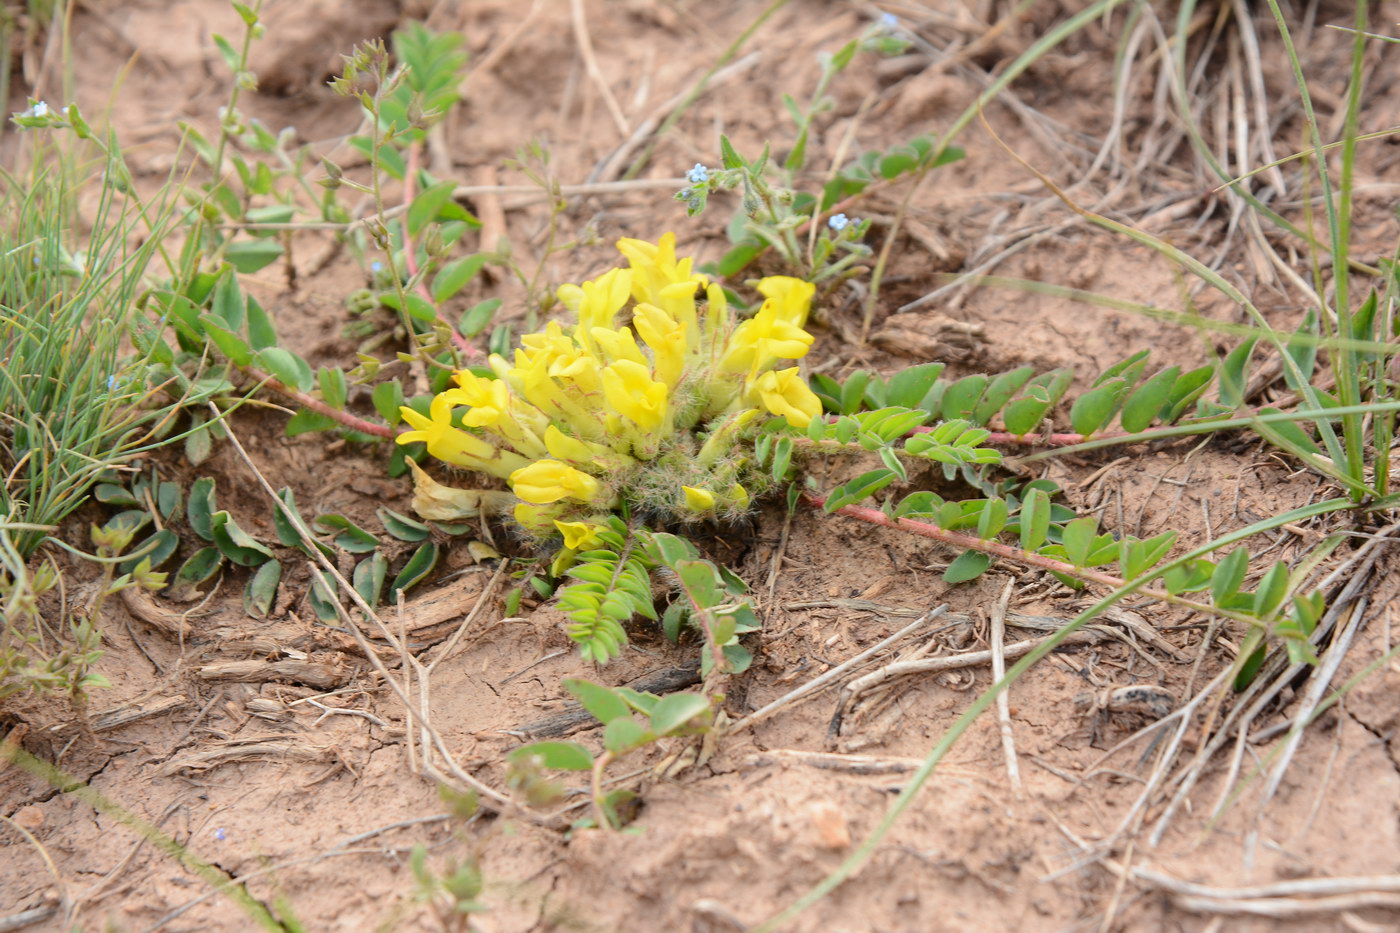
[{"xmin": 4, "ymin": 2, "xmax": 1400, "ymax": 932}]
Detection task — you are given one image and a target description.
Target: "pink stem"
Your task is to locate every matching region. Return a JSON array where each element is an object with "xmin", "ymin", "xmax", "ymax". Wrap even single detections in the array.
[{"xmin": 245, "ymin": 366, "xmax": 396, "ymax": 439}]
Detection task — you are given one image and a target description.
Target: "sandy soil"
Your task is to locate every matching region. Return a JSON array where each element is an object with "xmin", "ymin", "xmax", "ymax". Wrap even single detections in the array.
[{"xmin": 4, "ymin": 2, "xmax": 1400, "ymax": 931}]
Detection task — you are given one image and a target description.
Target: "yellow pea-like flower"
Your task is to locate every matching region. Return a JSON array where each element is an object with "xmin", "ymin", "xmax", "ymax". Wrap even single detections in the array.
[
  {"xmin": 751, "ymin": 367, "xmax": 823, "ymax": 428},
  {"xmin": 632, "ymin": 302, "xmax": 687, "ymax": 389},
  {"xmin": 397, "ymin": 395, "xmax": 526, "ymax": 478},
  {"xmin": 602, "ymin": 360, "xmax": 667, "ymax": 431},
  {"xmin": 616, "ymin": 231, "xmax": 706, "ymax": 305},
  {"xmin": 755, "ymin": 276, "xmax": 816, "ymax": 328},
  {"xmin": 509, "ymin": 459, "xmax": 604, "ymax": 504},
  {"xmin": 557, "ymin": 267, "xmax": 633, "ymax": 336},
  {"xmin": 554, "ymin": 520, "xmax": 605, "ymax": 550},
  {"xmin": 590, "ymin": 325, "xmax": 647, "ymax": 367}
]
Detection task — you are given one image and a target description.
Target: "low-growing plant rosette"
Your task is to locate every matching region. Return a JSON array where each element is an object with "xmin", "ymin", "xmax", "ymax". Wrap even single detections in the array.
[{"xmin": 397, "ymin": 233, "xmax": 822, "ymax": 549}]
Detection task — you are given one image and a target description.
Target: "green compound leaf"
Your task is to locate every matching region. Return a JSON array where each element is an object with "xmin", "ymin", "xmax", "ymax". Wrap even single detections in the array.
[
  {"xmin": 1018, "ymin": 488, "xmax": 1051, "ymax": 552},
  {"xmin": 823, "ymin": 469, "xmax": 898, "ymax": 512},
  {"xmin": 390, "ymin": 541, "xmax": 439, "ymax": 600},
  {"xmin": 565, "ymin": 678, "xmax": 630, "ymax": 725},
  {"xmin": 973, "ymin": 366, "xmax": 1035, "ymax": 426},
  {"xmin": 1002, "ymin": 369, "xmax": 1073, "ymax": 436},
  {"xmin": 432, "ymin": 253, "xmax": 488, "ymax": 302},
  {"xmin": 379, "ymin": 507, "xmax": 430, "ymax": 542},
  {"xmin": 119, "ymin": 530, "xmax": 180, "ymax": 575},
  {"xmin": 225, "ymin": 239, "xmax": 284, "ymax": 274},
  {"xmin": 603, "ymin": 717, "xmax": 650, "ymax": 755},
  {"xmin": 944, "ymin": 550, "xmax": 993, "ymax": 584},
  {"xmin": 243, "ymin": 559, "xmax": 282, "ymax": 618},
  {"xmin": 188, "ymin": 477, "xmax": 217, "ymax": 541},
  {"xmin": 372, "ymin": 379, "xmax": 406, "ymax": 425},
  {"xmin": 286, "ymin": 409, "xmax": 339, "ymax": 436},
  {"xmin": 458, "ymin": 298, "xmax": 501, "ymax": 337},
  {"xmin": 1160, "ymin": 364, "xmax": 1216, "ymax": 424},
  {"xmin": 245, "ymin": 295, "xmax": 277, "ymax": 350},
  {"xmin": 318, "ymin": 366, "xmax": 348, "ymax": 409},
  {"xmin": 509, "ymin": 741, "xmax": 594, "ymax": 771},
  {"xmin": 353, "ymin": 551, "xmax": 389, "ymax": 607},
  {"xmin": 1069, "ymin": 380, "xmax": 1126, "ymax": 437},
  {"xmin": 1119, "ymin": 366, "xmax": 1179, "ymax": 433},
  {"xmin": 254, "ymin": 347, "xmax": 314, "ymax": 392},
  {"xmin": 314, "ymin": 513, "xmax": 379, "ymax": 553},
  {"xmin": 308, "ymin": 574, "xmax": 340, "ymax": 622},
  {"xmin": 1210, "ymin": 548, "xmax": 1249, "ymax": 604},
  {"xmin": 170, "ymin": 547, "xmax": 223, "ymax": 600},
  {"xmin": 210, "ymin": 511, "xmax": 275, "ymax": 566},
  {"xmin": 649, "ymin": 692, "xmax": 712, "ymax": 736},
  {"xmin": 199, "ymin": 313, "xmax": 253, "ymax": 366},
  {"xmin": 1164, "ymin": 558, "xmax": 1214, "ymax": 596}
]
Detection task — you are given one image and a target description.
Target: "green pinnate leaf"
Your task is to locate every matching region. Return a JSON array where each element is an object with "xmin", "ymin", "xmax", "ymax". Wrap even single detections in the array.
[{"xmin": 1119, "ymin": 366, "xmax": 1179, "ymax": 433}]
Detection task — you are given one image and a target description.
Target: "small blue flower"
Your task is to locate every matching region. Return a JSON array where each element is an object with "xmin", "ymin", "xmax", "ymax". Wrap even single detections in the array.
[
  {"xmin": 679, "ymin": 187, "xmax": 694, "ymax": 200},
  {"xmin": 686, "ymin": 163, "xmax": 710, "ymax": 185},
  {"xmin": 214, "ymin": 827, "xmax": 227, "ymax": 841},
  {"xmin": 106, "ymin": 375, "xmax": 118, "ymax": 391},
  {"xmin": 828, "ymin": 213, "xmax": 850, "ymax": 232},
  {"xmin": 30, "ymin": 101, "xmax": 50, "ymax": 118},
  {"xmin": 879, "ymin": 12, "xmax": 899, "ymax": 30},
  {"xmin": 371, "ymin": 261, "xmax": 383, "ymax": 273}
]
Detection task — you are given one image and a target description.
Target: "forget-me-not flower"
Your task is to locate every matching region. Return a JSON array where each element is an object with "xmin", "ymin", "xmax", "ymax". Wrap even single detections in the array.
[
  {"xmin": 686, "ymin": 163, "xmax": 710, "ymax": 185},
  {"xmin": 828, "ymin": 213, "xmax": 850, "ymax": 232}
]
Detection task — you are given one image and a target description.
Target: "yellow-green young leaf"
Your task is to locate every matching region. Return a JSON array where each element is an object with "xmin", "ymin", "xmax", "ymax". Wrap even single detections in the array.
[
  {"xmin": 458, "ymin": 297, "xmax": 501, "ymax": 337},
  {"xmin": 1019, "ymin": 489, "xmax": 1051, "ymax": 551},
  {"xmin": 940, "ymin": 375, "xmax": 988, "ymax": 422},
  {"xmin": 1253, "ymin": 562, "xmax": 1290, "ymax": 617},
  {"xmin": 225, "ymin": 240, "xmax": 284, "ymax": 273},
  {"xmin": 1094, "ymin": 349, "xmax": 1150, "ymax": 386},
  {"xmin": 1217, "ymin": 337, "xmax": 1258, "ymax": 409},
  {"xmin": 318, "ymin": 366, "xmax": 348, "ymax": 409},
  {"xmin": 254, "ymin": 347, "xmax": 313, "ymax": 392},
  {"xmin": 509, "ymin": 741, "xmax": 593, "ymax": 771},
  {"xmin": 1069, "ymin": 382, "xmax": 1124, "ymax": 437},
  {"xmin": 649, "ymin": 692, "xmax": 712, "ymax": 736},
  {"xmin": 1233, "ymin": 633, "xmax": 1267, "ymax": 691},
  {"xmin": 944, "ymin": 549, "xmax": 993, "ymax": 584},
  {"xmin": 1061, "ymin": 516, "xmax": 1099, "ymax": 567},
  {"xmin": 243, "ymin": 559, "xmax": 282, "ymax": 618},
  {"xmin": 973, "ymin": 366, "xmax": 1035, "ymax": 426},
  {"xmin": 1119, "ymin": 367, "xmax": 1179, "ymax": 433},
  {"xmin": 564, "ymin": 678, "xmax": 630, "ymax": 724},
  {"xmin": 1164, "ymin": 558, "xmax": 1214, "ymax": 596},
  {"xmin": 199, "ymin": 314, "xmax": 253, "ymax": 366},
  {"xmin": 372, "ymin": 379, "xmax": 405, "ymax": 424},
  {"xmin": 432, "ymin": 254, "xmax": 488, "ymax": 302},
  {"xmin": 1211, "ymin": 548, "xmax": 1249, "ymax": 604},
  {"xmin": 1160, "ymin": 364, "xmax": 1216, "ymax": 423},
  {"xmin": 976, "ymin": 497, "xmax": 1008, "ymax": 540}
]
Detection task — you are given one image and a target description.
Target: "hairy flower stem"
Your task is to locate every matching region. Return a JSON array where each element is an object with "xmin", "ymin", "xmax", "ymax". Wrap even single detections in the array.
[
  {"xmin": 243, "ymin": 365, "xmax": 395, "ymax": 439},
  {"xmin": 804, "ymin": 492, "xmax": 1250, "ymax": 622}
]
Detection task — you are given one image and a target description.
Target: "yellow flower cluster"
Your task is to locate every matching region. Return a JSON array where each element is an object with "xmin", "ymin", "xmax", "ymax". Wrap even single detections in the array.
[{"xmin": 397, "ymin": 233, "xmax": 822, "ymax": 540}]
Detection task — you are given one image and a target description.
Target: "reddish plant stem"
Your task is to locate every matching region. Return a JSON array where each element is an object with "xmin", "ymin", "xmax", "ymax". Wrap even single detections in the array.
[
  {"xmin": 804, "ymin": 492, "xmax": 1232, "ymax": 618},
  {"xmin": 244, "ymin": 365, "xmax": 396, "ymax": 439},
  {"xmin": 402, "ymin": 142, "xmax": 480, "ymax": 359}
]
